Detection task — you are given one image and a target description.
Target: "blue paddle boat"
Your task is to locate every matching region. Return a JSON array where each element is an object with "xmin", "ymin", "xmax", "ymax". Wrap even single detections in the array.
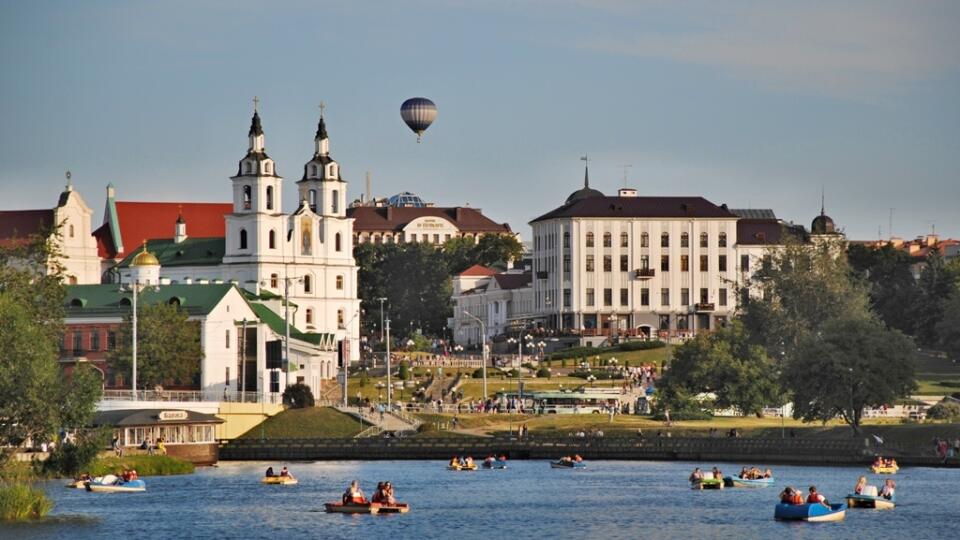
[
  {"xmin": 551, "ymin": 459, "xmax": 585, "ymax": 469},
  {"xmin": 482, "ymin": 458, "xmax": 508, "ymax": 470},
  {"xmin": 85, "ymin": 474, "xmax": 146, "ymax": 493},
  {"xmin": 774, "ymin": 503, "xmax": 846, "ymax": 522},
  {"xmin": 724, "ymin": 476, "xmax": 774, "ymax": 488}
]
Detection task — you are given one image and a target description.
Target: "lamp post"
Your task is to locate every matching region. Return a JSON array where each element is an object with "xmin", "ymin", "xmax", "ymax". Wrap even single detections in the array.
[
  {"xmin": 377, "ymin": 297, "xmax": 387, "ymax": 343},
  {"xmin": 507, "ymin": 333, "xmax": 533, "ymax": 406},
  {"xmin": 462, "ymin": 311, "xmax": 489, "ymax": 400},
  {"xmin": 341, "ymin": 310, "xmax": 361, "ymax": 408},
  {"xmin": 385, "ymin": 318, "xmax": 392, "ymax": 409}
]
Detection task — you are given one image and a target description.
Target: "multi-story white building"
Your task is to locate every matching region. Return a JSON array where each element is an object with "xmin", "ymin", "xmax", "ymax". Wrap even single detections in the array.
[
  {"xmin": 529, "ymin": 168, "xmax": 790, "ymax": 340},
  {"xmin": 451, "ymin": 265, "xmax": 534, "ymax": 345}
]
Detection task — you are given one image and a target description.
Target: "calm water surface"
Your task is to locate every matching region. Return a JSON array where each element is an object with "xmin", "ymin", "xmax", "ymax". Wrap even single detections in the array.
[{"xmin": 6, "ymin": 460, "xmax": 959, "ymax": 540}]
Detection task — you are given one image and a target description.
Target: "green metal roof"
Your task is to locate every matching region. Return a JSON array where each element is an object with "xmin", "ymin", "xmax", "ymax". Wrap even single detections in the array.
[
  {"xmin": 114, "ymin": 237, "xmax": 225, "ymax": 269},
  {"xmin": 65, "ymin": 283, "xmax": 235, "ymax": 317},
  {"xmin": 247, "ymin": 302, "xmax": 335, "ymax": 347}
]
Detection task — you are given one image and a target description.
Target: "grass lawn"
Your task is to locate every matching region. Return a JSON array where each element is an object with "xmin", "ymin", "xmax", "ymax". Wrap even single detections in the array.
[
  {"xmin": 915, "ymin": 351, "xmax": 960, "ymax": 395},
  {"xmin": 542, "ymin": 346, "xmax": 672, "ymax": 370},
  {"xmin": 238, "ymin": 407, "xmax": 362, "ymax": 439},
  {"xmin": 90, "ymin": 455, "xmax": 194, "ymax": 476}
]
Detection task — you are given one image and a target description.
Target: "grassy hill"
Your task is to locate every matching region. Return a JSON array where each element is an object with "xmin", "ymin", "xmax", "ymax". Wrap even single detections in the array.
[{"xmin": 238, "ymin": 407, "xmax": 362, "ymax": 439}]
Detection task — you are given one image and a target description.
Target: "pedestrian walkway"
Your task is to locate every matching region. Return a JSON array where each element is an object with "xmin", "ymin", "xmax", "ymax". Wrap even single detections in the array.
[{"xmin": 335, "ymin": 406, "xmax": 419, "ymax": 435}]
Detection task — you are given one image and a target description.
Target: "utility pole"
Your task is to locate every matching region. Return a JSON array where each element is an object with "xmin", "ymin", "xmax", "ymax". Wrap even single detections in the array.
[
  {"xmin": 385, "ymin": 318, "xmax": 392, "ymax": 409},
  {"xmin": 462, "ymin": 311, "xmax": 488, "ymax": 399},
  {"xmin": 131, "ymin": 279, "xmax": 138, "ymax": 401},
  {"xmin": 377, "ymin": 297, "xmax": 387, "ymax": 344},
  {"xmin": 284, "ymin": 273, "xmax": 291, "ymax": 389}
]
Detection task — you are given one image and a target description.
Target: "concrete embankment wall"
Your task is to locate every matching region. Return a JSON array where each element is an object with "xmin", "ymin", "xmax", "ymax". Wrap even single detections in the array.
[{"xmin": 218, "ymin": 436, "xmax": 959, "ymax": 467}]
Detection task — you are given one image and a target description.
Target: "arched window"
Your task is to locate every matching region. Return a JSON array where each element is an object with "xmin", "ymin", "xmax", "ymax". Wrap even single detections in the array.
[
  {"xmin": 641, "ymin": 232, "xmax": 649, "ymax": 247},
  {"xmin": 244, "ymin": 162, "xmax": 252, "ymax": 174},
  {"xmin": 308, "ymin": 189, "xmax": 317, "ymax": 211},
  {"xmin": 335, "ymin": 233, "xmax": 342, "ymax": 252},
  {"xmin": 336, "ymin": 275, "xmax": 343, "ymax": 290},
  {"xmin": 699, "ymin": 232, "xmax": 708, "ymax": 248},
  {"xmin": 337, "ymin": 309, "xmax": 344, "ymax": 327},
  {"xmin": 265, "ymin": 162, "xmax": 272, "ymax": 174},
  {"xmin": 681, "ymin": 232, "xmax": 689, "ymax": 248},
  {"xmin": 242, "ymin": 186, "xmax": 252, "ymax": 210},
  {"xmin": 311, "ymin": 164, "xmax": 317, "ymax": 177},
  {"xmin": 332, "ymin": 189, "xmax": 339, "ymax": 214},
  {"xmin": 303, "ymin": 274, "xmax": 312, "ymax": 293},
  {"xmin": 620, "ymin": 232, "xmax": 628, "ymax": 247},
  {"xmin": 266, "ymin": 186, "xmax": 274, "ymax": 210},
  {"xmin": 270, "ymin": 273, "xmax": 278, "ymax": 288},
  {"xmin": 586, "ymin": 232, "xmax": 595, "ymax": 247},
  {"xmin": 269, "ymin": 229, "xmax": 276, "ymax": 249},
  {"xmin": 306, "ymin": 309, "xmax": 313, "ymax": 325},
  {"xmin": 603, "ymin": 232, "xmax": 612, "ymax": 247},
  {"xmin": 719, "ymin": 232, "xmax": 728, "ymax": 248},
  {"xmin": 661, "ymin": 232, "xmax": 669, "ymax": 247},
  {"xmin": 69, "ymin": 224, "xmax": 75, "ymax": 238},
  {"xmin": 239, "ymin": 229, "xmax": 248, "ymax": 249}
]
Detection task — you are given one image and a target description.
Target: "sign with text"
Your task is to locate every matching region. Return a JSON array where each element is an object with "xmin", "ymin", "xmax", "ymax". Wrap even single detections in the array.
[{"xmin": 158, "ymin": 411, "xmax": 189, "ymax": 421}]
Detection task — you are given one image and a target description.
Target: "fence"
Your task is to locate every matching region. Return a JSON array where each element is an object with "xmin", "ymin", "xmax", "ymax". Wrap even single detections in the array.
[{"xmin": 101, "ymin": 389, "xmax": 283, "ymax": 404}]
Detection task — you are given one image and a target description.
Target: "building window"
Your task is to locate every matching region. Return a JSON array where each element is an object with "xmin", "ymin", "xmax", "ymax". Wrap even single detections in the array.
[
  {"xmin": 586, "ymin": 232, "xmax": 594, "ymax": 247},
  {"xmin": 337, "ymin": 309, "xmax": 345, "ymax": 327},
  {"xmin": 603, "ymin": 288, "xmax": 612, "ymax": 306},
  {"xmin": 661, "ymin": 232, "xmax": 669, "ymax": 247},
  {"xmin": 620, "ymin": 232, "xmax": 628, "ymax": 247},
  {"xmin": 603, "ymin": 233, "xmax": 612, "ymax": 247},
  {"xmin": 308, "ymin": 189, "xmax": 317, "ymax": 211},
  {"xmin": 681, "ymin": 232, "xmax": 689, "ymax": 248},
  {"xmin": 719, "ymin": 255, "xmax": 727, "ymax": 272},
  {"xmin": 620, "ymin": 255, "xmax": 629, "ymax": 272},
  {"xmin": 620, "ymin": 288, "xmax": 628, "ymax": 306},
  {"xmin": 266, "ymin": 186, "xmax": 274, "ymax": 210},
  {"xmin": 741, "ymin": 254, "xmax": 750, "ymax": 272},
  {"xmin": 719, "ymin": 288, "xmax": 727, "ymax": 306},
  {"xmin": 699, "ymin": 254, "xmax": 708, "ymax": 272},
  {"xmin": 586, "ymin": 255, "xmax": 595, "ymax": 272},
  {"xmin": 245, "ymin": 162, "xmax": 252, "ymax": 174},
  {"xmin": 603, "ymin": 255, "xmax": 612, "ymax": 272},
  {"xmin": 719, "ymin": 232, "xmax": 727, "ymax": 247},
  {"xmin": 660, "ymin": 288, "xmax": 670, "ymax": 306},
  {"xmin": 269, "ymin": 230, "xmax": 276, "ymax": 249},
  {"xmin": 700, "ymin": 288, "xmax": 709, "ymax": 304},
  {"xmin": 270, "ymin": 273, "xmax": 278, "ymax": 288},
  {"xmin": 586, "ymin": 288, "xmax": 595, "ymax": 306},
  {"xmin": 107, "ymin": 331, "xmax": 116, "ymax": 351},
  {"xmin": 563, "ymin": 232, "xmax": 570, "ymax": 248},
  {"xmin": 239, "ymin": 229, "xmax": 248, "ymax": 249},
  {"xmin": 332, "ymin": 189, "xmax": 339, "ymax": 214},
  {"xmin": 659, "ymin": 314, "xmax": 670, "ymax": 330},
  {"xmin": 660, "ymin": 255, "xmax": 669, "ymax": 272},
  {"xmin": 640, "ymin": 255, "xmax": 649, "ymax": 269},
  {"xmin": 563, "ymin": 289, "xmax": 571, "ymax": 308},
  {"xmin": 335, "ymin": 233, "xmax": 342, "ymax": 252},
  {"xmin": 681, "ymin": 288, "xmax": 690, "ymax": 306},
  {"xmin": 311, "ymin": 164, "xmax": 318, "ymax": 176},
  {"xmin": 69, "ymin": 224, "xmax": 75, "ymax": 238},
  {"xmin": 90, "ymin": 330, "xmax": 100, "ymax": 351},
  {"xmin": 433, "ymin": 234, "xmax": 440, "ymax": 244},
  {"xmin": 243, "ymin": 185, "xmax": 252, "ymax": 209},
  {"xmin": 680, "ymin": 255, "xmax": 689, "ymax": 272},
  {"xmin": 640, "ymin": 288, "xmax": 649, "ymax": 306},
  {"xmin": 303, "ymin": 275, "xmax": 312, "ymax": 293},
  {"xmin": 225, "ymin": 329, "xmax": 231, "ymax": 349},
  {"xmin": 563, "ymin": 256, "xmax": 570, "ymax": 273},
  {"xmin": 678, "ymin": 316, "xmax": 689, "ymax": 330},
  {"xmin": 336, "ymin": 275, "xmax": 344, "ymax": 290},
  {"xmin": 700, "ymin": 232, "xmax": 708, "ymax": 248},
  {"xmin": 306, "ymin": 309, "xmax": 313, "ymax": 324},
  {"xmin": 641, "ymin": 233, "xmax": 649, "ymax": 248}
]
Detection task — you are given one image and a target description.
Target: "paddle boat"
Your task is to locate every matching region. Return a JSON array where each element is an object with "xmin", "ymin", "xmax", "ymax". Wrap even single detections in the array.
[
  {"xmin": 448, "ymin": 462, "xmax": 478, "ymax": 471},
  {"xmin": 774, "ymin": 503, "xmax": 846, "ymax": 522},
  {"xmin": 65, "ymin": 479, "xmax": 88, "ymax": 489},
  {"xmin": 692, "ymin": 477, "xmax": 724, "ymax": 490},
  {"xmin": 376, "ymin": 503, "xmax": 411, "ymax": 514},
  {"xmin": 846, "ymin": 493, "xmax": 895, "ymax": 510},
  {"xmin": 261, "ymin": 475, "xmax": 298, "ymax": 485},
  {"xmin": 871, "ymin": 464, "xmax": 899, "ymax": 474},
  {"xmin": 482, "ymin": 457, "xmax": 508, "ymax": 470},
  {"xmin": 724, "ymin": 476, "xmax": 774, "ymax": 488},
  {"xmin": 85, "ymin": 474, "xmax": 146, "ymax": 493},
  {"xmin": 551, "ymin": 459, "xmax": 586, "ymax": 469},
  {"xmin": 324, "ymin": 502, "xmax": 411, "ymax": 515}
]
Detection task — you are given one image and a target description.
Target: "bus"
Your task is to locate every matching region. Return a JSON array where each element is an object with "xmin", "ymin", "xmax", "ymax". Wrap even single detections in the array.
[{"xmin": 531, "ymin": 390, "xmax": 621, "ymax": 414}]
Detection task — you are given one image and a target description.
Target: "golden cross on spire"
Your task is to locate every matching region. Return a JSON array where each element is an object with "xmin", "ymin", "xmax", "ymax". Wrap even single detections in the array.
[
  {"xmin": 319, "ymin": 100, "xmax": 326, "ymax": 118},
  {"xmin": 253, "ymin": 96, "xmax": 260, "ymax": 113}
]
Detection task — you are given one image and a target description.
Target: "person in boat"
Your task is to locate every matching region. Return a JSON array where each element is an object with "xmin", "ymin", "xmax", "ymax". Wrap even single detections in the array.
[
  {"xmin": 854, "ymin": 476, "xmax": 868, "ymax": 495},
  {"xmin": 873, "ymin": 456, "xmax": 884, "ymax": 467},
  {"xmin": 465, "ymin": 456, "xmax": 474, "ymax": 467},
  {"xmin": 265, "ymin": 466, "xmax": 275, "ymax": 477},
  {"xmin": 763, "ymin": 468, "xmax": 772, "ymax": 479},
  {"xmin": 807, "ymin": 485, "xmax": 830, "ymax": 507},
  {"xmin": 712, "ymin": 466, "xmax": 722, "ymax": 480},
  {"xmin": 689, "ymin": 467, "xmax": 703, "ymax": 483},
  {"xmin": 383, "ymin": 481, "xmax": 396, "ymax": 505},
  {"xmin": 880, "ymin": 479, "xmax": 896, "ymax": 500},
  {"xmin": 574, "ymin": 455, "xmax": 583, "ymax": 463},
  {"xmin": 342, "ymin": 480, "xmax": 366, "ymax": 505},
  {"xmin": 371, "ymin": 482, "xmax": 385, "ymax": 503},
  {"xmin": 280, "ymin": 466, "xmax": 289, "ymax": 477},
  {"xmin": 779, "ymin": 486, "xmax": 793, "ymax": 503},
  {"xmin": 887, "ymin": 458, "xmax": 898, "ymax": 468},
  {"xmin": 498, "ymin": 455, "xmax": 507, "ymax": 462},
  {"xmin": 739, "ymin": 466, "xmax": 749, "ymax": 479},
  {"xmin": 449, "ymin": 457, "xmax": 458, "ymax": 467}
]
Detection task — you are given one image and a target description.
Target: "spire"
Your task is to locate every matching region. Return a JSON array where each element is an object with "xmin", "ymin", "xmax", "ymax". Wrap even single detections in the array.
[
  {"xmin": 65, "ymin": 170, "xmax": 72, "ymax": 191},
  {"xmin": 314, "ymin": 101, "xmax": 330, "ymax": 157},
  {"xmin": 581, "ymin": 155, "xmax": 590, "ymax": 188},
  {"xmin": 176, "ymin": 205, "xmax": 185, "ymax": 224},
  {"xmin": 315, "ymin": 116, "xmax": 328, "ymax": 143},
  {"xmin": 820, "ymin": 187, "xmax": 825, "ymax": 216},
  {"xmin": 249, "ymin": 111, "xmax": 263, "ymax": 137},
  {"xmin": 247, "ymin": 97, "xmax": 265, "ymax": 153}
]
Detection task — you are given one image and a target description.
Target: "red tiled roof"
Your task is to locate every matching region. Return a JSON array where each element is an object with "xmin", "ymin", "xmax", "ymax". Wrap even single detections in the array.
[
  {"xmin": 95, "ymin": 201, "xmax": 232, "ymax": 259},
  {"xmin": 459, "ymin": 264, "xmax": 497, "ymax": 277},
  {"xmin": 0, "ymin": 209, "xmax": 55, "ymax": 246},
  {"xmin": 347, "ymin": 206, "xmax": 512, "ymax": 234}
]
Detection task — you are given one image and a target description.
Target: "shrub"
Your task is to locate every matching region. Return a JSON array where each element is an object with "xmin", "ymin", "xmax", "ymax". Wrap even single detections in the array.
[
  {"xmin": 546, "ymin": 346, "xmax": 598, "ymax": 361},
  {"xmin": 569, "ymin": 370, "xmax": 623, "ymax": 380},
  {"xmin": 472, "ymin": 368, "xmax": 485, "ymax": 378},
  {"xmin": 282, "ymin": 383, "xmax": 315, "ymax": 408},
  {"xmin": 522, "ymin": 362, "xmax": 536, "ymax": 370},
  {"xmin": 0, "ymin": 484, "xmax": 52, "ymax": 521},
  {"xmin": 926, "ymin": 401, "xmax": 960, "ymax": 420},
  {"xmin": 89, "ymin": 455, "xmax": 194, "ymax": 477},
  {"xmin": 506, "ymin": 369, "xmax": 520, "ymax": 378},
  {"xmin": 536, "ymin": 367, "xmax": 551, "ymax": 378},
  {"xmin": 43, "ymin": 429, "xmax": 109, "ymax": 477},
  {"xmin": 618, "ymin": 340, "xmax": 666, "ymax": 352},
  {"xmin": 398, "ymin": 361, "xmax": 411, "ymax": 381}
]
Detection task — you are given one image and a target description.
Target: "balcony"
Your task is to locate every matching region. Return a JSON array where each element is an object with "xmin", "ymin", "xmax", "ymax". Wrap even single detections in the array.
[
  {"xmin": 694, "ymin": 302, "xmax": 715, "ymax": 312},
  {"xmin": 635, "ymin": 268, "xmax": 656, "ymax": 279}
]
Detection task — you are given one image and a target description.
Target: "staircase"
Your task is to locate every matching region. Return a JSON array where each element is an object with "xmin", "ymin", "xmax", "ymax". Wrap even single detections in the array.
[{"xmin": 335, "ymin": 406, "xmax": 421, "ymax": 437}]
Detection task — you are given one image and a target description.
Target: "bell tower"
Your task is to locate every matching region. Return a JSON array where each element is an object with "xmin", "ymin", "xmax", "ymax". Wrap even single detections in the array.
[{"xmin": 297, "ymin": 103, "xmax": 346, "ymax": 218}]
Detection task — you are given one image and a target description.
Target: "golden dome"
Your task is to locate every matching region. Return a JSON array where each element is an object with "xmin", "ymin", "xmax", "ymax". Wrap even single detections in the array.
[{"xmin": 131, "ymin": 242, "xmax": 160, "ymax": 267}]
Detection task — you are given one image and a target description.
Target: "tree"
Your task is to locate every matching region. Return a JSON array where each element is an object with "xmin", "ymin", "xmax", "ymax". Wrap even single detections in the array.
[
  {"xmin": 936, "ymin": 286, "xmax": 960, "ymax": 361},
  {"xmin": 398, "ymin": 360, "xmax": 411, "ymax": 381},
  {"xmin": 847, "ymin": 243, "xmax": 920, "ymax": 336},
  {"xmin": 108, "ymin": 302, "xmax": 203, "ymax": 388},
  {"xmin": 914, "ymin": 251, "xmax": 958, "ymax": 346},
  {"xmin": 658, "ymin": 321, "xmax": 781, "ymax": 417},
  {"xmin": 472, "ymin": 234, "xmax": 523, "ymax": 268},
  {"xmin": 442, "ymin": 236, "xmax": 479, "ymax": 275},
  {"xmin": 787, "ymin": 315, "xmax": 916, "ymax": 434},
  {"xmin": 282, "ymin": 383, "xmax": 315, "ymax": 408}
]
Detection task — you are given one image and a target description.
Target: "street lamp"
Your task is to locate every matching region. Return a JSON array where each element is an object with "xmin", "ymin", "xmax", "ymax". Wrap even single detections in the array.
[
  {"xmin": 507, "ymin": 333, "xmax": 533, "ymax": 406},
  {"xmin": 462, "ymin": 311, "xmax": 489, "ymax": 400},
  {"xmin": 341, "ymin": 310, "xmax": 361, "ymax": 407}
]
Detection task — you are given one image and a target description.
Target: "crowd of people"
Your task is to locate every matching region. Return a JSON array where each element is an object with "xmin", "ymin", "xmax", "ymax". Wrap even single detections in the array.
[
  {"xmin": 340, "ymin": 479, "xmax": 398, "ymax": 506},
  {"xmin": 872, "ymin": 456, "xmax": 898, "ymax": 469},
  {"xmin": 737, "ymin": 466, "xmax": 772, "ymax": 480},
  {"xmin": 853, "ymin": 475, "xmax": 896, "ymax": 500}
]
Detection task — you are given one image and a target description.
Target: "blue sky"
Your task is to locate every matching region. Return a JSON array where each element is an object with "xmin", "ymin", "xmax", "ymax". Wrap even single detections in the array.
[{"xmin": 2, "ymin": 0, "xmax": 958, "ymax": 240}]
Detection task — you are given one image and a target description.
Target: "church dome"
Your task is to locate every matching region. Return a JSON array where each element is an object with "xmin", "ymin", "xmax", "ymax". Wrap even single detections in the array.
[
  {"xmin": 131, "ymin": 244, "xmax": 160, "ymax": 267},
  {"xmin": 811, "ymin": 213, "xmax": 836, "ymax": 234}
]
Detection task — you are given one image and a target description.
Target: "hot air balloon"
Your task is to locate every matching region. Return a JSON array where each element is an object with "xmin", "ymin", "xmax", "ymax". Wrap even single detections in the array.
[{"xmin": 401, "ymin": 97, "xmax": 437, "ymax": 143}]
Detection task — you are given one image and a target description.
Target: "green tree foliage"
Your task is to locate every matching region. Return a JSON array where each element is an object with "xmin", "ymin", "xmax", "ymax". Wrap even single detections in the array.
[
  {"xmin": 936, "ymin": 286, "xmax": 960, "ymax": 361},
  {"xmin": 282, "ymin": 383, "xmax": 315, "ymax": 408},
  {"xmin": 914, "ymin": 251, "xmax": 959, "ymax": 346},
  {"xmin": 43, "ymin": 427, "xmax": 110, "ymax": 477},
  {"xmin": 442, "ymin": 236, "xmax": 479, "ymax": 275},
  {"xmin": 398, "ymin": 360, "xmax": 411, "ymax": 380},
  {"xmin": 847, "ymin": 243, "xmax": 920, "ymax": 336},
  {"xmin": 108, "ymin": 302, "xmax": 203, "ymax": 388},
  {"xmin": 0, "ymin": 229, "xmax": 102, "ymax": 460},
  {"xmin": 658, "ymin": 322, "xmax": 781, "ymax": 417},
  {"xmin": 471, "ymin": 234, "xmax": 523, "ymax": 269},
  {"xmin": 787, "ymin": 316, "xmax": 916, "ymax": 434}
]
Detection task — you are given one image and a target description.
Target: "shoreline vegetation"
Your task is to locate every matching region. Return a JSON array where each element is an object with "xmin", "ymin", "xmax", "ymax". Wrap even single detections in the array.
[{"xmin": 0, "ymin": 483, "xmax": 52, "ymax": 521}]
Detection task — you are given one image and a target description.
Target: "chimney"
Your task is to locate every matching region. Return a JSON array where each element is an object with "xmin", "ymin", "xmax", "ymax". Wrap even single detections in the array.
[{"xmin": 365, "ymin": 171, "xmax": 372, "ymax": 206}]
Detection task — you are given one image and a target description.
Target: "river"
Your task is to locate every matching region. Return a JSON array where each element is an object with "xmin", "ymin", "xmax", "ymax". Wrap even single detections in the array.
[{"xmin": 6, "ymin": 460, "xmax": 958, "ymax": 539}]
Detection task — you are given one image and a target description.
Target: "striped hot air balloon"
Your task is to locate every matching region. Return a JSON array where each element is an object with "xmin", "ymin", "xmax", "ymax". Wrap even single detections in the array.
[{"xmin": 400, "ymin": 97, "xmax": 437, "ymax": 143}]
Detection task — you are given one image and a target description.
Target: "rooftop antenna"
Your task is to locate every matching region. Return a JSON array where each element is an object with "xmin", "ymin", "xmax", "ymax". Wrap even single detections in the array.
[
  {"xmin": 365, "ymin": 171, "xmax": 372, "ymax": 206},
  {"xmin": 888, "ymin": 208, "xmax": 894, "ymax": 239},
  {"xmin": 619, "ymin": 164, "xmax": 632, "ymax": 187}
]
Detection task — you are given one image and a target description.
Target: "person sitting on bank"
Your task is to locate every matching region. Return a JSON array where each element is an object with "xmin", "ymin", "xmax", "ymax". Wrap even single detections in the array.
[
  {"xmin": 854, "ymin": 476, "xmax": 868, "ymax": 495},
  {"xmin": 880, "ymin": 479, "xmax": 896, "ymax": 500},
  {"xmin": 807, "ymin": 486, "xmax": 830, "ymax": 507},
  {"xmin": 343, "ymin": 480, "xmax": 366, "ymax": 505},
  {"xmin": 689, "ymin": 467, "xmax": 703, "ymax": 483},
  {"xmin": 265, "ymin": 466, "xmax": 275, "ymax": 477}
]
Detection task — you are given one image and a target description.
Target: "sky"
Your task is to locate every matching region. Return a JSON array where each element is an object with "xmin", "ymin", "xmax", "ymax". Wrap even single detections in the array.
[{"xmin": 1, "ymin": 0, "xmax": 958, "ymax": 241}]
